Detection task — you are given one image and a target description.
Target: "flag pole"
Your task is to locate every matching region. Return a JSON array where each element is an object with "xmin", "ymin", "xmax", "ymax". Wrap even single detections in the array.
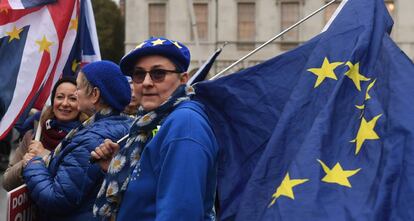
[
  {"xmin": 34, "ymin": 105, "xmax": 48, "ymax": 141},
  {"xmin": 210, "ymin": 0, "xmax": 337, "ymax": 80}
]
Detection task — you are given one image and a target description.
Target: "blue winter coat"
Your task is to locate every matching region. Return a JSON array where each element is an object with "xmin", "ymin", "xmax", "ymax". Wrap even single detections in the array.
[
  {"xmin": 23, "ymin": 114, "xmax": 132, "ymax": 221},
  {"xmin": 116, "ymin": 101, "xmax": 218, "ymax": 221}
]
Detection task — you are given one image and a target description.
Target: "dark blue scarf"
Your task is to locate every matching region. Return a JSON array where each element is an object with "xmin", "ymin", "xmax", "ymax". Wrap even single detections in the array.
[{"xmin": 45, "ymin": 118, "xmax": 81, "ymax": 133}]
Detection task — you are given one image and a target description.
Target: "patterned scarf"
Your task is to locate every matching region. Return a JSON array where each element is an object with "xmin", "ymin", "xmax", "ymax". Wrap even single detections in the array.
[
  {"xmin": 94, "ymin": 85, "xmax": 195, "ymax": 219},
  {"xmin": 46, "ymin": 118, "xmax": 81, "ymax": 133},
  {"xmin": 41, "ymin": 118, "xmax": 80, "ymax": 151},
  {"xmin": 45, "ymin": 108, "xmax": 117, "ymax": 165}
]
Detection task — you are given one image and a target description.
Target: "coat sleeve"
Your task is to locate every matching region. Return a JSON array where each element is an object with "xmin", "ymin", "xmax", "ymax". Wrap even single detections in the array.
[
  {"xmin": 23, "ymin": 135, "xmax": 104, "ymax": 215},
  {"xmin": 155, "ymin": 138, "xmax": 216, "ymax": 221},
  {"xmin": 2, "ymin": 130, "xmax": 32, "ymax": 191}
]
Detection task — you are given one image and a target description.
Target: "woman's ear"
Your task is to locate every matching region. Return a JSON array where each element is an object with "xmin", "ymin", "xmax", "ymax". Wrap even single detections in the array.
[
  {"xmin": 180, "ymin": 72, "xmax": 189, "ymax": 84},
  {"xmin": 91, "ymin": 87, "xmax": 101, "ymax": 105}
]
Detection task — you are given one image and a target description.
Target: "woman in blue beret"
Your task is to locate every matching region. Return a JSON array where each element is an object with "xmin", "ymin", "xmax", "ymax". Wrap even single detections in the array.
[
  {"xmin": 92, "ymin": 37, "xmax": 219, "ymax": 221},
  {"xmin": 23, "ymin": 61, "xmax": 133, "ymax": 221}
]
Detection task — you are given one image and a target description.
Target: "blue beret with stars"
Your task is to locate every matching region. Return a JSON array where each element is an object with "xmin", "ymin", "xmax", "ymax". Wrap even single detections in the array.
[{"xmin": 120, "ymin": 37, "xmax": 191, "ymax": 76}]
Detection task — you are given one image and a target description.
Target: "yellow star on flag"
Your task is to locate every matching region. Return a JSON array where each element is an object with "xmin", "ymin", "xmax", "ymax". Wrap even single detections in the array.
[
  {"xmin": 317, "ymin": 160, "xmax": 361, "ymax": 188},
  {"xmin": 351, "ymin": 114, "xmax": 382, "ymax": 155},
  {"xmin": 6, "ymin": 26, "xmax": 23, "ymax": 43},
  {"xmin": 69, "ymin": 18, "xmax": 78, "ymax": 30},
  {"xmin": 268, "ymin": 173, "xmax": 308, "ymax": 207},
  {"xmin": 71, "ymin": 59, "xmax": 80, "ymax": 72},
  {"xmin": 173, "ymin": 41, "xmax": 182, "ymax": 49},
  {"xmin": 307, "ymin": 57, "xmax": 343, "ymax": 88},
  {"xmin": 355, "ymin": 79, "xmax": 376, "ymax": 115},
  {"xmin": 151, "ymin": 38, "xmax": 165, "ymax": 46},
  {"xmin": 355, "ymin": 104, "xmax": 365, "ymax": 110},
  {"xmin": 344, "ymin": 62, "xmax": 370, "ymax": 91},
  {"xmin": 355, "ymin": 104, "xmax": 366, "ymax": 119},
  {"xmin": 365, "ymin": 79, "xmax": 377, "ymax": 100},
  {"xmin": 135, "ymin": 42, "xmax": 146, "ymax": 49},
  {"xmin": 36, "ymin": 36, "xmax": 53, "ymax": 53}
]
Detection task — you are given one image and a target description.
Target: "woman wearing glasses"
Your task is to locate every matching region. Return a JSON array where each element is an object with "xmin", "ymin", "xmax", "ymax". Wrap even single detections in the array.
[
  {"xmin": 23, "ymin": 61, "xmax": 132, "ymax": 221},
  {"xmin": 92, "ymin": 37, "xmax": 219, "ymax": 221}
]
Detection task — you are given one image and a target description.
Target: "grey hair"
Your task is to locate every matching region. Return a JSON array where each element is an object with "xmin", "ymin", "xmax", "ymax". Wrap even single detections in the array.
[{"xmin": 78, "ymin": 72, "xmax": 95, "ymax": 97}]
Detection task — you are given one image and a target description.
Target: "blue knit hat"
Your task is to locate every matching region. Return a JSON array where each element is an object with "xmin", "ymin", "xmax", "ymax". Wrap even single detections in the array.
[
  {"xmin": 120, "ymin": 37, "xmax": 191, "ymax": 76},
  {"xmin": 81, "ymin": 60, "xmax": 131, "ymax": 112}
]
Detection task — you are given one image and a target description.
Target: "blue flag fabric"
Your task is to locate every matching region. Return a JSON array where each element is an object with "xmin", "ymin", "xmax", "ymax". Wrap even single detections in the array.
[
  {"xmin": 62, "ymin": 0, "xmax": 101, "ymax": 76},
  {"xmin": 194, "ymin": 0, "xmax": 414, "ymax": 220},
  {"xmin": 0, "ymin": 26, "xmax": 29, "ymax": 120},
  {"xmin": 188, "ymin": 47, "xmax": 223, "ymax": 85}
]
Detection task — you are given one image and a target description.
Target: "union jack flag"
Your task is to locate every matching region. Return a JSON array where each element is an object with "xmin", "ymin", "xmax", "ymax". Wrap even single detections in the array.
[{"xmin": 0, "ymin": 0, "xmax": 88, "ymax": 139}]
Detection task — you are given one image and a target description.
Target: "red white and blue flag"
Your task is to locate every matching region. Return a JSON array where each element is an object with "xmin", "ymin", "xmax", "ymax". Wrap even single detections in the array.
[
  {"xmin": 0, "ymin": 0, "xmax": 82, "ymax": 139},
  {"xmin": 34, "ymin": 0, "xmax": 101, "ymax": 109},
  {"xmin": 62, "ymin": 0, "xmax": 101, "ymax": 77},
  {"xmin": 0, "ymin": 0, "xmax": 56, "ymax": 9}
]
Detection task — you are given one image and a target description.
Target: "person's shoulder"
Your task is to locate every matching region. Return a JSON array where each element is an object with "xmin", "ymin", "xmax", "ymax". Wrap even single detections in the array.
[
  {"xmin": 97, "ymin": 114, "xmax": 133, "ymax": 126},
  {"xmin": 76, "ymin": 115, "xmax": 131, "ymax": 141},
  {"xmin": 159, "ymin": 100, "xmax": 218, "ymax": 154},
  {"xmin": 169, "ymin": 100, "xmax": 207, "ymax": 121},
  {"xmin": 93, "ymin": 115, "xmax": 132, "ymax": 129},
  {"xmin": 162, "ymin": 100, "xmax": 213, "ymax": 138}
]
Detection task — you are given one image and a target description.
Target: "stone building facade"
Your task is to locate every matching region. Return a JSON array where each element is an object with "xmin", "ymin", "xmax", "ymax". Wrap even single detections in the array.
[{"xmin": 123, "ymin": 0, "xmax": 413, "ymax": 75}]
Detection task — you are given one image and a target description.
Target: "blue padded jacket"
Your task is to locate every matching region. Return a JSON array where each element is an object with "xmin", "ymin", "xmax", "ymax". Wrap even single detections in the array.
[{"xmin": 23, "ymin": 114, "xmax": 132, "ymax": 221}]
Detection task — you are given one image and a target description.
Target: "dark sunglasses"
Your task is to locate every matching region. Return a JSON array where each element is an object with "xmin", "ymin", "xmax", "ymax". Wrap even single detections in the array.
[{"xmin": 131, "ymin": 68, "xmax": 181, "ymax": 83}]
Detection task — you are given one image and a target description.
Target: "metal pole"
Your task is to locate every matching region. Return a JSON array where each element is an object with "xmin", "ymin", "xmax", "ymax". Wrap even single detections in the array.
[
  {"xmin": 34, "ymin": 104, "xmax": 48, "ymax": 141},
  {"xmin": 210, "ymin": 0, "xmax": 337, "ymax": 80},
  {"xmin": 89, "ymin": 134, "xmax": 129, "ymax": 164}
]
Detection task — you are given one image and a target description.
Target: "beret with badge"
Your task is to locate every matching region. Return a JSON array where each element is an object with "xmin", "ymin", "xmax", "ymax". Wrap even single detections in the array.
[{"xmin": 120, "ymin": 37, "xmax": 191, "ymax": 76}]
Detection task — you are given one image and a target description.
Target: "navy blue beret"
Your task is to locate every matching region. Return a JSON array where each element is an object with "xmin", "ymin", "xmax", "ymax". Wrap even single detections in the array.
[
  {"xmin": 119, "ymin": 37, "xmax": 191, "ymax": 75},
  {"xmin": 81, "ymin": 60, "xmax": 131, "ymax": 112}
]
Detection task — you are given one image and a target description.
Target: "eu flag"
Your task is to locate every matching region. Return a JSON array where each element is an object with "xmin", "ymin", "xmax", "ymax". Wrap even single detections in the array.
[{"xmin": 194, "ymin": 0, "xmax": 414, "ymax": 220}]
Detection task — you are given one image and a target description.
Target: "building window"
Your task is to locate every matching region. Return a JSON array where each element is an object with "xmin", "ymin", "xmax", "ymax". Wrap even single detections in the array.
[
  {"xmin": 149, "ymin": 3, "xmax": 166, "ymax": 37},
  {"xmin": 280, "ymin": 2, "xmax": 299, "ymax": 50},
  {"xmin": 324, "ymin": 1, "xmax": 341, "ymax": 24},
  {"xmin": 237, "ymin": 2, "xmax": 255, "ymax": 50},
  {"xmin": 191, "ymin": 3, "xmax": 209, "ymax": 41}
]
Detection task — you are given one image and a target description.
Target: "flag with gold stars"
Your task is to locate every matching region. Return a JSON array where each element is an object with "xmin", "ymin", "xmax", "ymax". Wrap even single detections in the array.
[
  {"xmin": 61, "ymin": 0, "xmax": 100, "ymax": 77},
  {"xmin": 0, "ymin": 0, "xmax": 80, "ymax": 139},
  {"xmin": 194, "ymin": 0, "xmax": 414, "ymax": 220}
]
